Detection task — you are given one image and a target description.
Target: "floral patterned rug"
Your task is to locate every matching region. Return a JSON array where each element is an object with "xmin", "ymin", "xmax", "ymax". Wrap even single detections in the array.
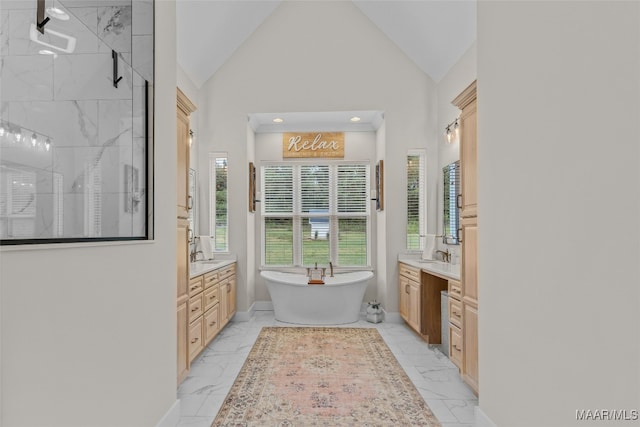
[{"xmin": 212, "ymin": 327, "xmax": 441, "ymax": 426}]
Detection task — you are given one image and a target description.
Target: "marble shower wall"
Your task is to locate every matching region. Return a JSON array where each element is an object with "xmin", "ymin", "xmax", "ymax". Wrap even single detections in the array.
[{"xmin": 0, "ymin": 0, "xmax": 153, "ymax": 240}]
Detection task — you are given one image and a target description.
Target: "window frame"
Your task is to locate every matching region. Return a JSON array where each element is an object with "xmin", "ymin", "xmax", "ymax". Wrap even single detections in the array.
[
  {"xmin": 260, "ymin": 160, "xmax": 371, "ymax": 269},
  {"xmin": 208, "ymin": 152, "xmax": 229, "ymax": 253},
  {"xmin": 406, "ymin": 149, "xmax": 427, "ymax": 251}
]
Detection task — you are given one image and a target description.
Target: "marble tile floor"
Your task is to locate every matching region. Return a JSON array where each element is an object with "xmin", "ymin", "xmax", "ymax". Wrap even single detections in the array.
[{"xmin": 177, "ymin": 311, "xmax": 478, "ymax": 427}]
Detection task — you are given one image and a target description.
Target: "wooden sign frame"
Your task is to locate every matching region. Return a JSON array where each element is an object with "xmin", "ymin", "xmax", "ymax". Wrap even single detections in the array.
[
  {"xmin": 375, "ymin": 160, "xmax": 384, "ymax": 211},
  {"xmin": 282, "ymin": 132, "xmax": 344, "ymax": 158},
  {"xmin": 248, "ymin": 162, "xmax": 256, "ymax": 212}
]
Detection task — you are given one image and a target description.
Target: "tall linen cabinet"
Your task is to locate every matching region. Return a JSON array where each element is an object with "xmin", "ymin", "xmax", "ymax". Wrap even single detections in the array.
[
  {"xmin": 177, "ymin": 88, "xmax": 196, "ymax": 383},
  {"xmin": 453, "ymin": 81, "xmax": 479, "ymax": 395}
]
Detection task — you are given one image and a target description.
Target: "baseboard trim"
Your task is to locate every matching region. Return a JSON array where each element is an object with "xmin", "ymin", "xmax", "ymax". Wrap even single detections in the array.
[
  {"xmin": 383, "ymin": 311, "xmax": 403, "ymax": 324},
  {"xmin": 155, "ymin": 399, "xmax": 180, "ymax": 427},
  {"xmin": 253, "ymin": 301, "xmax": 274, "ymax": 311},
  {"xmin": 475, "ymin": 406, "xmax": 497, "ymax": 427},
  {"xmin": 233, "ymin": 302, "xmax": 256, "ymax": 322}
]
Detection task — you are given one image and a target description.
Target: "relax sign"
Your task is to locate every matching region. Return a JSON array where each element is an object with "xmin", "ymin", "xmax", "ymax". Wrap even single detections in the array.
[{"xmin": 282, "ymin": 132, "xmax": 344, "ymax": 158}]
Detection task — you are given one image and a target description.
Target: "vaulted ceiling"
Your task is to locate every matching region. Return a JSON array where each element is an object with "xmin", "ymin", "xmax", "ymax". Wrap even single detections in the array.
[{"xmin": 176, "ymin": 0, "xmax": 476, "ymax": 88}]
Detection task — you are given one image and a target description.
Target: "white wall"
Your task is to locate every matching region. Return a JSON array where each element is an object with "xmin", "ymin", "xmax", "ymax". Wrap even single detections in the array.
[
  {"xmin": 435, "ymin": 42, "xmax": 477, "ymax": 258},
  {"xmin": 177, "ymin": 65, "xmax": 201, "ymax": 183},
  {"xmin": 253, "ymin": 131, "xmax": 378, "ymax": 302},
  {"xmin": 0, "ymin": 2, "xmax": 178, "ymax": 425},
  {"xmin": 198, "ymin": 0, "xmax": 437, "ymax": 311},
  {"xmin": 477, "ymin": 2, "xmax": 639, "ymax": 426},
  {"xmin": 375, "ymin": 121, "xmax": 387, "ymax": 309}
]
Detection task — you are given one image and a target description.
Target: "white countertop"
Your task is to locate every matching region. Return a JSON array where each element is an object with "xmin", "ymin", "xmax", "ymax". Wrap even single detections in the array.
[
  {"xmin": 189, "ymin": 258, "xmax": 236, "ymax": 278},
  {"xmin": 398, "ymin": 255, "xmax": 461, "ymax": 281}
]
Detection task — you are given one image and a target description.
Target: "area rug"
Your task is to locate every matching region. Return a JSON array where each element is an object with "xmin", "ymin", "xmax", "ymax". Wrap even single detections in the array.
[{"xmin": 212, "ymin": 327, "xmax": 441, "ymax": 426}]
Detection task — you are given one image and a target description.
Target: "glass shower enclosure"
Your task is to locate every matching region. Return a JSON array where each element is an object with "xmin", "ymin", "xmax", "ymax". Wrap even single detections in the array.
[{"xmin": 0, "ymin": 0, "xmax": 153, "ymax": 244}]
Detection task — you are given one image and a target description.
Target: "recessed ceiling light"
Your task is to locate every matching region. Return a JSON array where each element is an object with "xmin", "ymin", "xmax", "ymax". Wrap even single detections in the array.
[
  {"xmin": 350, "ymin": 116, "xmax": 361, "ymax": 122},
  {"xmin": 47, "ymin": 7, "xmax": 70, "ymax": 21},
  {"xmin": 272, "ymin": 118, "xmax": 284, "ymax": 123}
]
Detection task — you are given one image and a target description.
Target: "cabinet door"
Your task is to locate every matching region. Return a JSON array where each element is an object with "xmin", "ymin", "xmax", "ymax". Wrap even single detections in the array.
[
  {"xmin": 449, "ymin": 324, "xmax": 463, "ymax": 370},
  {"xmin": 204, "ymin": 305, "xmax": 220, "ymax": 344},
  {"xmin": 227, "ymin": 275, "xmax": 236, "ymax": 319},
  {"xmin": 177, "ymin": 218, "xmax": 190, "ymax": 300},
  {"xmin": 463, "ymin": 301, "xmax": 479, "ymax": 394},
  {"xmin": 177, "ymin": 300, "xmax": 189, "ymax": 383},
  {"xmin": 399, "ymin": 275, "xmax": 409, "ymax": 322},
  {"xmin": 176, "ymin": 111, "xmax": 190, "ymax": 219},
  {"xmin": 460, "ymin": 98, "xmax": 477, "ymax": 218},
  {"xmin": 220, "ymin": 278, "xmax": 229, "ymax": 324},
  {"xmin": 408, "ymin": 280, "xmax": 421, "ymax": 332},
  {"xmin": 461, "ymin": 216, "xmax": 478, "ymax": 301}
]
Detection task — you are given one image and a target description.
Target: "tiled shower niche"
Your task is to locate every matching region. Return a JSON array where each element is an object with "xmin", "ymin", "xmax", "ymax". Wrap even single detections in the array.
[{"xmin": 0, "ymin": 0, "xmax": 153, "ymax": 243}]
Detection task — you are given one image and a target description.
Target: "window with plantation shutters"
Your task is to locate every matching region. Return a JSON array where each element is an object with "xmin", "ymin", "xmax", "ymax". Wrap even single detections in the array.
[
  {"xmin": 209, "ymin": 153, "xmax": 229, "ymax": 252},
  {"xmin": 407, "ymin": 150, "xmax": 426, "ymax": 250},
  {"xmin": 261, "ymin": 162, "xmax": 370, "ymax": 267}
]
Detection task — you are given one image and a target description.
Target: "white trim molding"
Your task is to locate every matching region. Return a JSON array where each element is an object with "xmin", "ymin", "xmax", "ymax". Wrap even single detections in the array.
[
  {"xmin": 155, "ymin": 399, "xmax": 180, "ymax": 427},
  {"xmin": 475, "ymin": 406, "xmax": 498, "ymax": 427},
  {"xmin": 232, "ymin": 302, "xmax": 257, "ymax": 322},
  {"xmin": 383, "ymin": 310, "xmax": 404, "ymax": 324}
]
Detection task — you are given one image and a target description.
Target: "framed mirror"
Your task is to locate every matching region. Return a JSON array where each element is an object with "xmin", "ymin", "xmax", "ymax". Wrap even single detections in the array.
[{"xmin": 443, "ymin": 160, "xmax": 461, "ymax": 245}]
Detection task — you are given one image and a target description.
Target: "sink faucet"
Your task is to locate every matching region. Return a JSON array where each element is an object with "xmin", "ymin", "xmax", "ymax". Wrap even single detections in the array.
[
  {"xmin": 435, "ymin": 249, "xmax": 450, "ymax": 263},
  {"xmin": 329, "ymin": 261, "xmax": 334, "ymax": 277},
  {"xmin": 190, "ymin": 248, "xmax": 203, "ymax": 262}
]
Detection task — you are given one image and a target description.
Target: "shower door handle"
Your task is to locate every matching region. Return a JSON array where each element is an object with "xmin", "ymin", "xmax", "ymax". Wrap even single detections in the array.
[
  {"xmin": 112, "ymin": 50, "xmax": 123, "ymax": 88},
  {"xmin": 36, "ymin": 0, "xmax": 50, "ymax": 33}
]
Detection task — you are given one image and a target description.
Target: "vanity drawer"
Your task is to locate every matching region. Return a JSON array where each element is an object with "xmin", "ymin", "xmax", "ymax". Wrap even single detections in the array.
[
  {"xmin": 218, "ymin": 263, "xmax": 236, "ymax": 280},
  {"xmin": 204, "ymin": 271, "xmax": 219, "ymax": 289},
  {"xmin": 204, "ymin": 305, "xmax": 220, "ymax": 344},
  {"xmin": 203, "ymin": 285, "xmax": 220, "ymax": 312},
  {"xmin": 399, "ymin": 263, "xmax": 420, "ymax": 281},
  {"xmin": 188, "ymin": 316, "xmax": 204, "ymax": 361},
  {"xmin": 188, "ymin": 276, "xmax": 204, "ymax": 296},
  {"xmin": 449, "ymin": 324, "xmax": 463, "ymax": 369},
  {"xmin": 189, "ymin": 293, "xmax": 204, "ymax": 323},
  {"xmin": 448, "ymin": 297, "xmax": 463, "ymax": 328},
  {"xmin": 448, "ymin": 279, "xmax": 462, "ymax": 301}
]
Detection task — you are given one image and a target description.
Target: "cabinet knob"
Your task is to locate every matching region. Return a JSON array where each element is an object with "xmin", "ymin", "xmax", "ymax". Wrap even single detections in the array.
[{"xmin": 190, "ymin": 337, "xmax": 199, "ymax": 344}]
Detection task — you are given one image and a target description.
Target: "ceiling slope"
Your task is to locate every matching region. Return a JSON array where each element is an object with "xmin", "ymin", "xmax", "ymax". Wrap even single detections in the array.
[{"xmin": 177, "ymin": 0, "xmax": 476, "ymax": 88}]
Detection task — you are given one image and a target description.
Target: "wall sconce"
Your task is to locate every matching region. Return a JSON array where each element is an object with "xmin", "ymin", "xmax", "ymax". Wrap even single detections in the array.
[
  {"xmin": 445, "ymin": 118, "xmax": 460, "ymax": 144},
  {"xmin": 189, "ymin": 129, "xmax": 194, "ymax": 146}
]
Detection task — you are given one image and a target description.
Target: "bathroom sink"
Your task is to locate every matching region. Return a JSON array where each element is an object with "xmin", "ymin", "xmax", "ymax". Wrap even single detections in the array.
[{"xmin": 418, "ymin": 259, "xmax": 439, "ymax": 264}]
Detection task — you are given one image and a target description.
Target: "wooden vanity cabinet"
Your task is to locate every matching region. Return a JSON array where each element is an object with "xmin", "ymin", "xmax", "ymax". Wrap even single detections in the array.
[
  {"xmin": 448, "ymin": 279, "xmax": 463, "ymax": 369},
  {"xmin": 186, "ymin": 262, "xmax": 237, "ymax": 364},
  {"xmin": 399, "ymin": 274, "xmax": 410, "ymax": 321},
  {"xmin": 398, "ymin": 263, "xmax": 447, "ymax": 344},
  {"xmin": 176, "ymin": 88, "xmax": 196, "ymax": 384},
  {"xmin": 453, "ymin": 80, "xmax": 479, "ymax": 395},
  {"xmin": 399, "ymin": 263, "xmax": 421, "ymax": 333}
]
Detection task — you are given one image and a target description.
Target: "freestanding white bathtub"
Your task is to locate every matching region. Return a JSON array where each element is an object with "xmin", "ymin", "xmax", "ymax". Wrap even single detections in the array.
[{"xmin": 261, "ymin": 270, "xmax": 374, "ymax": 324}]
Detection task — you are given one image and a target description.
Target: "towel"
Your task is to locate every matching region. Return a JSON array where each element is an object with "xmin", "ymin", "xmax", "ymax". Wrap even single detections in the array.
[
  {"xmin": 199, "ymin": 235, "xmax": 214, "ymax": 260},
  {"xmin": 422, "ymin": 234, "xmax": 436, "ymax": 260}
]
